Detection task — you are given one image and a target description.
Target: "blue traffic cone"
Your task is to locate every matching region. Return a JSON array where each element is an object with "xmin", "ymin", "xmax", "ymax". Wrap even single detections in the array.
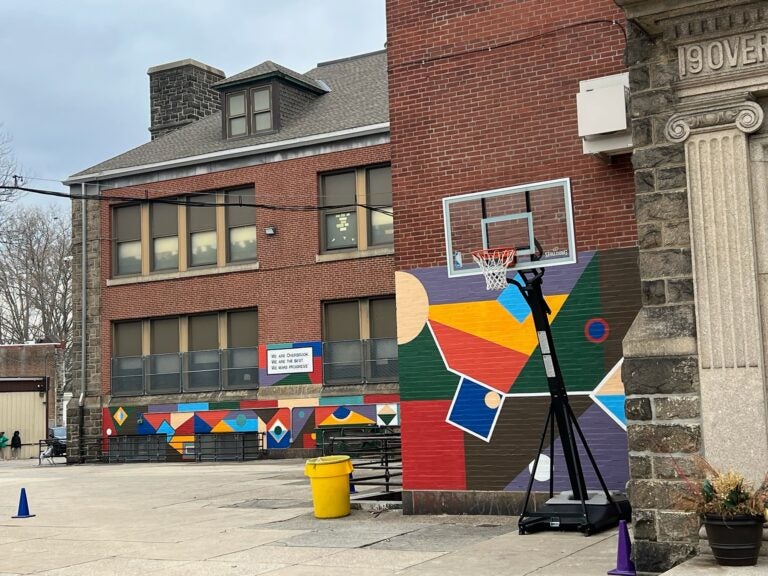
[
  {"xmin": 349, "ymin": 472, "xmax": 357, "ymax": 494},
  {"xmin": 12, "ymin": 488, "xmax": 35, "ymax": 519},
  {"xmin": 608, "ymin": 520, "xmax": 636, "ymax": 575}
]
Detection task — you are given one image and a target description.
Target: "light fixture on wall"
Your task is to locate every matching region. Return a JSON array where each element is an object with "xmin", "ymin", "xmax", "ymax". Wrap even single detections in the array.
[{"xmin": 264, "ymin": 225, "xmax": 277, "ymax": 236}]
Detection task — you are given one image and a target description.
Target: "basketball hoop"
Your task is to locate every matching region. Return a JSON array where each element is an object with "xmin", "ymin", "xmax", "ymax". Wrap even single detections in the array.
[{"xmin": 471, "ymin": 247, "xmax": 517, "ymax": 291}]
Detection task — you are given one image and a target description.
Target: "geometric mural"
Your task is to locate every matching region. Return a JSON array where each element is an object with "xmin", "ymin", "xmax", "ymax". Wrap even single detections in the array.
[{"xmin": 397, "ymin": 248, "xmax": 640, "ymax": 492}]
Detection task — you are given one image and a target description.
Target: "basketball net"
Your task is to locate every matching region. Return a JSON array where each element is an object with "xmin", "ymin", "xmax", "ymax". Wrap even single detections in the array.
[{"xmin": 471, "ymin": 247, "xmax": 517, "ymax": 291}]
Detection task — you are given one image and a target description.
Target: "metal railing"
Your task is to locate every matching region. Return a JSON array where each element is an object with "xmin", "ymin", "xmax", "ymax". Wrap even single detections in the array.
[
  {"xmin": 111, "ymin": 346, "xmax": 259, "ymax": 396},
  {"xmin": 320, "ymin": 426, "xmax": 402, "ymax": 493},
  {"xmin": 323, "ymin": 338, "xmax": 398, "ymax": 385}
]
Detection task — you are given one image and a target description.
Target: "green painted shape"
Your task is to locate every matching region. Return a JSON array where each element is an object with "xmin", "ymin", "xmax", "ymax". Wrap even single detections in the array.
[
  {"xmin": 399, "ymin": 324, "xmax": 461, "ymax": 401},
  {"xmin": 208, "ymin": 401, "xmax": 241, "ymax": 410},
  {"xmin": 268, "ymin": 343, "xmax": 293, "ymax": 349},
  {"xmin": 379, "ymin": 413, "xmax": 396, "ymax": 425},
  {"xmin": 319, "ymin": 395, "xmax": 363, "ymax": 405},
  {"xmin": 274, "ymin": 372, "xmax": 312, "ymax": 385},
  {"xmin": 511, "ymin": 256, "xmax": 605, "ymax": 394}
]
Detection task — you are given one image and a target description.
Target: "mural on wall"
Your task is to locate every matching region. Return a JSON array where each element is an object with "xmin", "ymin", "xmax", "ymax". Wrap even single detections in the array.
[
  {"xmin": 396, "ymin": 248, "xmax": 640, "ymax": 492},
  {"xmin": 102, "ymin": 395, "xmax": 400, "ymax": 457},
  {"xmin": 259, "ymin": 341, "xmax": 323, "ymax": 386}
]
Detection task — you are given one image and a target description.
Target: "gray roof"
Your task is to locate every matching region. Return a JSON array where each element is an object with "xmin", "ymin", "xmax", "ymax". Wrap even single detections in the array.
[
  {"xmin": 70, "ymin": 50, "xmax": 388, "ymax": 179},
  {"xmin": 211, "ymin": 60, "xmax": 327, "ymax": 93}
]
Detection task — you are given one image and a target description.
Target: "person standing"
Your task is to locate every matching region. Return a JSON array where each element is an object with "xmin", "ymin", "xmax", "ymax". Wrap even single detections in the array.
[
  {"xmin": 0, "ymin": 432, "xmax": 8, "ymax": 460},
  {"xmin": 11, "ymin": 431, "xmax": 21, "ymax": 460}
]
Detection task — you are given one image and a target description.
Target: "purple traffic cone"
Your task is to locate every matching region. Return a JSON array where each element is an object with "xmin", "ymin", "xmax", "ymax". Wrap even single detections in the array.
[
  {"xmin": 608, "ymin": 520, "xmax": 636, "ymax": 576},
  {"xmin": 12, "ymin": 488, "xmax": 36, "ymax": 519}
]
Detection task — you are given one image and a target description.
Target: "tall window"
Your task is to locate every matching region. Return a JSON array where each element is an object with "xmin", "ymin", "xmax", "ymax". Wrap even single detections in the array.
[
  {"xmin": 112, "ymin": 321, "xmax": 143, "ymax": 395},
  {"xmin": 225, "ymin": 309, "xmax": 259, "ymax": 389},
  {"xmin": 151, "ymin": 203, "xmax": 179, "ymax": 271},
  {"xmin": 114, "ymin": 205, "xmax": 141, "ymax": 275},
  {"xmin": 320, "ymin": 165, "xmax": 392, "ymax": 252},
  {"xmin": 187, "ymin": 314, "xmax": 220, "ymax": 391},
  {"xmin": 226, "ymin": 92, "xmax": 247, "ymax": 137},
  {"xmin": 148, "ymin": 317, "xmax": 181, "ymax": 393},
  {"xmin": 226, "ymin": 189, "xmax": 257, "ymax": 262},
  {"xmin": 252, "ymin": 87, "xmax": 272, "ymax": 132},
  {"xmin": 188, "ymin": 194, "xmax": 218, "ymax": 267}
]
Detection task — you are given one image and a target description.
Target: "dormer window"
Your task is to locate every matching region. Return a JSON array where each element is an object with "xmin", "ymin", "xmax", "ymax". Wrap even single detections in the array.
[{"xmin": 225, "ymin": 86, "xmax": 272, "ymax": 138}]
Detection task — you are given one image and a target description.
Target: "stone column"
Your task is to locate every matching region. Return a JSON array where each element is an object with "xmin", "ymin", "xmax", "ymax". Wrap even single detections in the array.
[{"xmin": 666, "ymin": 98, "xmax": 768, "ymax": 482}]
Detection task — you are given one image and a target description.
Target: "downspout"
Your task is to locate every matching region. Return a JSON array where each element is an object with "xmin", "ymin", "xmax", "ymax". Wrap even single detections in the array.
[{"xmin": 78, "ymin": 183, "xmax": 87, "ymax": 462}]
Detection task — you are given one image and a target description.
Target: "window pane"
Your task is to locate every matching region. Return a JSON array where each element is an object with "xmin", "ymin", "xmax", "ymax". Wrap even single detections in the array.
[
  {"xmin": 114, "ymin": 321, "xmax": 142, "ymax": 357},
  {"xmin": 254, "ymin": 112, "xmax": 271, "ymax": 131},
  {"xmin": 151, "ymin": 317, "xmax": 179, "ymax": 354},
  {"xmin": 370, "ymin": 298, "xmax": 396, "ymax": 339},
  {"xmin": 115, "ymin": 205, "xmax": 141, "ymax": 241},
  {"xmin": 325, "ymin": 212, "xmax": 357, "ymax": 249},
  {"xmin": 117, "ymin": 241, "xmax": 141, "ymax": 275},
  {"xmin": 229, "ymin": 117, "xmax": 247, "ymax": 136},
  {"xmin": 151, "ymin": 203, "xmax": 178, "ymax": 237},
  {"xmin": 228, "ymin": 92, "xmax": 245, "ymax": 116},
  {"xmin": 228, "ymin": 310, "xmax": 258, "ymax": 348},
  {"xmin": 321, "ymin": 172, "xmax": 356, "ymax": 207},
  {"xmin": 226, "ymin": 189, "xmax": 256, "ymax": 227},
  {"xmin": 189, "ymin": 314, "xmax": 219, "ymax": 351},
  {"xmin": 325, "ymin": 301, "xmax": 360, "ymax": 341},
  {"xmin": 190, "ymin": 231, "xmax": 217, "ymax": 266},
  {"xmin": 367, "ymin": 166, "xmax": 392, "ymax": 206},
  {"xmin": 188, "ymin": 194, "xmax": 217, "ymax": 232},
  {"xmin": 252, "ymin": 88, "xmax": 270, "ymax": 112},
  {"xmin": 228, "ymin": 225, "xmax": 256, "ymax": 262},
  {"xmin": 153, "ymin": 236, "xmax": 178, "ymax": 271}
]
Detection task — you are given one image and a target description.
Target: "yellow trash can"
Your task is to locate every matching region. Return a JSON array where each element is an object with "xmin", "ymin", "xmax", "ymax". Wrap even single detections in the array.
[{"xmin": 304, "ymin": 455, "xmax": 354, "ymax": 518}]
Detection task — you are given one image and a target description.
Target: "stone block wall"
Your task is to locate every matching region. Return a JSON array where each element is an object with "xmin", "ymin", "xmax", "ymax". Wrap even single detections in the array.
[{"xmin": 621, "ymin": 20, "xmax": 701, "ymax": 575}]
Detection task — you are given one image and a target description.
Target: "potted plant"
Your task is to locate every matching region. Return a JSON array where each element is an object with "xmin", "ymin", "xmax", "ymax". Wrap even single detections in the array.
[{"xmin": 679, "ymin": 457, "xmax": 768, "ymax": 566}]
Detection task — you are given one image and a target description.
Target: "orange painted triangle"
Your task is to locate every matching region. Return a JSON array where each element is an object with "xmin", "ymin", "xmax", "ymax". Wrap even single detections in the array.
[
  {"xmin": 197, "ymin": 410, "xmax": 231, "ymax": 428},
  {"xmin": 143, "ymin": 413, "xmax": 170, "ymax": 430},
  {"xmin": 430, "ymin": 320, "xmax": 529, "ymax": 393}
]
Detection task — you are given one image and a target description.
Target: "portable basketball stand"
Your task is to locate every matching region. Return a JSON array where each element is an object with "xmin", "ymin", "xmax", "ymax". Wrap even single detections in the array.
[{"xmin": 472, "ymin": 246, "xmax": 631, "ymax": 536}]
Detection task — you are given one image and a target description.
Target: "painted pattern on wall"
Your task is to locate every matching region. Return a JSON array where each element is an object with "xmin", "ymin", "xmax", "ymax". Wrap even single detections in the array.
[
  {"xmin": 397, "ymin": 248, "xmax": 640, "ymax": 492},
  {"xmin": 102, "ymin": 394, "xmax": 400, "ymax": 459}
]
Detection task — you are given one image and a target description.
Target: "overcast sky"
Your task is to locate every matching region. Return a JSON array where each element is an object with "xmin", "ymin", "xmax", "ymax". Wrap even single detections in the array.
[{"xmin": 0, "ymin": 0, "xmax": 387, "ymax": 209}]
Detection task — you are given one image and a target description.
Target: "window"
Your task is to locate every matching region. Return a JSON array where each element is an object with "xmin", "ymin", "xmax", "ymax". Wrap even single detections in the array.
[
  {"xmin": 188, "ymin": 194, "xmax": 218, "ymax": 267},
  {"xmin": 323, "ymin": 297, "xmax": 397, "ymax": 384},
  {"xmin": 114, "ymin": 205, "xmax": 141, "ymax": 275},
  {"xmin": 320, "ymin": 165, "xmax": 392, "ymax": 252},
  {"xmin": 148, "ymin": 317, "xmax": 181, "ymax": 394},
  {"xmin": 226, "ymin": 189, "xmax": 257, "ymax": 263},
  {"xmin": 225, "ymin": 87, "xmax": 272, "ymax": 138},
  {"xmin": 111, "ymin": 310, "xmax": 259, "ymax": 396},
  {"xmin": 151, "ymin": 203, "xmax": 178, "ymax": 271},
  {"xmin": 227, "ymin": 92, "xmax": 247, "ymax": 137}
]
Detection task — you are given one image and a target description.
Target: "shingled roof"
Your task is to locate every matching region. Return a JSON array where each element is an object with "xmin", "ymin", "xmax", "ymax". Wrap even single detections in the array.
[
  {"xmin": 69, "ymin": 50, "xmax": 387, "ymax": 179},
  {"xmin": 211, "ymin": 60, "xmax": 328, "ymax": 93}
]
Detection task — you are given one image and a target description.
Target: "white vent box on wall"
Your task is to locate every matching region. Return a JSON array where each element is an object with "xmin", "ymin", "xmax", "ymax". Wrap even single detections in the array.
[{"xmin": 576, "ymin": 72, "xmax": 632, "ymax": 156}]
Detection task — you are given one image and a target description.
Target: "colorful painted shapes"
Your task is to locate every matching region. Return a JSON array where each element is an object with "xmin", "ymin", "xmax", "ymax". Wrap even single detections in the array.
[
  {"xmin": 317, "ymin": 405, "xmax": 376, "ymax": 427},
  {"xmin": 447, "ymin": 378, "xmax": 504, "ymax": 441},
  {"xmin": 429, "ymin": 321, "xmax": 527, "ymax": 393}
]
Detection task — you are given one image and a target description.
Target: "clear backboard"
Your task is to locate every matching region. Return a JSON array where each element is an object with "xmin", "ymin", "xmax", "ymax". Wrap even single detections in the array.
[{"xmin": 443, "ymin": 178, "xmax": 575, "ymax": 277}]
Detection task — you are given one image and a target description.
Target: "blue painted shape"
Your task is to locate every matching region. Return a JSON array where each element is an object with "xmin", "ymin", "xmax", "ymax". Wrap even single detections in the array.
[
  {"xmin": 193, "ymin": 415, "xmax": 212, "ymax": 434},
  {"xmin": 447, "ymin": 378, "xmax": 502, "ymax": 441},
  {"xmin": 333, "ymin": 406, "xmax": 351, "ymax": 419},
  {"xmin": 269, "ymin": 422, "xmax": 288, "ymax": 443},
  {"xmin": 267, "ymin": 429, "xmax": 291, "ymax": 449},
  {"xmin": 156, "ymin": 420, "xmax": 175, "ymax": 441},
  {"xmin": 319, "ymin": 395, "xmax": 363, "ymax": 406},
  {"xmin": 597, "ymin": 395, "xmax": 626, "ymax": 425},
  {"xmin": 224, "ymin": 413, "xmax": 258, "ymax": 432},
  {"xmin": 497, "ymin": 274, "xmax": 530, "ymax": 322},
  {"xmin": 178, "ymin": 402, "xmax": 209, "ymax": 412},
  {"xmin": 136, "ymin": 419, "xmax": 156, "ymax": 435}
]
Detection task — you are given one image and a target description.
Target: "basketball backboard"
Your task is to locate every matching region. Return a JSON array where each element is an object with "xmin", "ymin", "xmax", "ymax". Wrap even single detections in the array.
[{"xmin": 443, "ymin": 178, "xmax": 575, "ymax": 277}]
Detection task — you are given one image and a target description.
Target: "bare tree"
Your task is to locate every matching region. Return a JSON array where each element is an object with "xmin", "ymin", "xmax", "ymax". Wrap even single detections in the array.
[
  {"xmin": 0, "ymin": 126, "xmax": 19, "ymax": 203},
  {"xmin": 0, "ymin": 205, "xmax": 72, "ymax": 345}
]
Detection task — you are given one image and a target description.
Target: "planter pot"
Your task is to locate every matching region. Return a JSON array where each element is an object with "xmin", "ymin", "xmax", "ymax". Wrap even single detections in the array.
[{"xmin": 703, "ymin": 514, "xmax": 765, "ymax": 566}]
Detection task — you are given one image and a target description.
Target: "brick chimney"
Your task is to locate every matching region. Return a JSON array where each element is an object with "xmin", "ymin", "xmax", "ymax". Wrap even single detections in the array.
[{"xmin": 147, "ymin": 59, "xmax": 226, "ymax": 140}]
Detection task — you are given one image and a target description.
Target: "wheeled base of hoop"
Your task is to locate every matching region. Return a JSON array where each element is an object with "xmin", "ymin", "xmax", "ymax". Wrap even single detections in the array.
[{"xmin": 518, "ymin": 491, "xmax": 631, "ymax": 536}]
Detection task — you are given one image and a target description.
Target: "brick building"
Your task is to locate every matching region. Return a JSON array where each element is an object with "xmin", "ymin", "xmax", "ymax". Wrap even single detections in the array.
[
  {"xmin": 65, "ymin": 51, "xmax": 398, "ymax": 461},
  {"xmin": 386, "ymin": 0, "xmax": 641, "ymax": 514}
]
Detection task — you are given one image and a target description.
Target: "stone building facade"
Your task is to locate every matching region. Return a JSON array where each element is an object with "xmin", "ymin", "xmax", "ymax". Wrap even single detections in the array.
[{"xmin": 617, "ymin": 0, "xmax": 768, "ymax": 572}]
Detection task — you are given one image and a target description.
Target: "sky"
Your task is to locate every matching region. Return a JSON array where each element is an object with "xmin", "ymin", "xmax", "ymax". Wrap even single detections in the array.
[{"xmin": 0, "ymin": 0, "xmax": 387, "ymax": 210}]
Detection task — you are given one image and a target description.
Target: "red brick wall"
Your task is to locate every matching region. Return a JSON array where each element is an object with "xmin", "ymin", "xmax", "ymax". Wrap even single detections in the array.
[
  {"xmin": 100, "ymin": 145, "xmax": 392, "ymax": 394},
  {"xmin": 386, "ymin": 0, "xmax": 636, "ymax": 271}
]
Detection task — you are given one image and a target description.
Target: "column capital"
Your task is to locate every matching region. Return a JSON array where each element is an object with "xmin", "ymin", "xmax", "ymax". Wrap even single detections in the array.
[{"xmin": 665, "ymin": 96, "xmax": 764, "ymax": 142}]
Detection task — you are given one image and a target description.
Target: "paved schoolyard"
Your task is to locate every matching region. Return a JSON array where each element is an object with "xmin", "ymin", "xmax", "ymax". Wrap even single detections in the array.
[{"xmin": 0, "ymin": 457, "xmax": 627, "ymax": 575}]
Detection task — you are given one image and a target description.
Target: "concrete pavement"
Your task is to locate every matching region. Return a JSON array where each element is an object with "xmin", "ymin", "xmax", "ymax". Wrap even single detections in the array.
[{"xmin": 0, "ymin": 457, "xmax": 625, "ymax": 575}]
